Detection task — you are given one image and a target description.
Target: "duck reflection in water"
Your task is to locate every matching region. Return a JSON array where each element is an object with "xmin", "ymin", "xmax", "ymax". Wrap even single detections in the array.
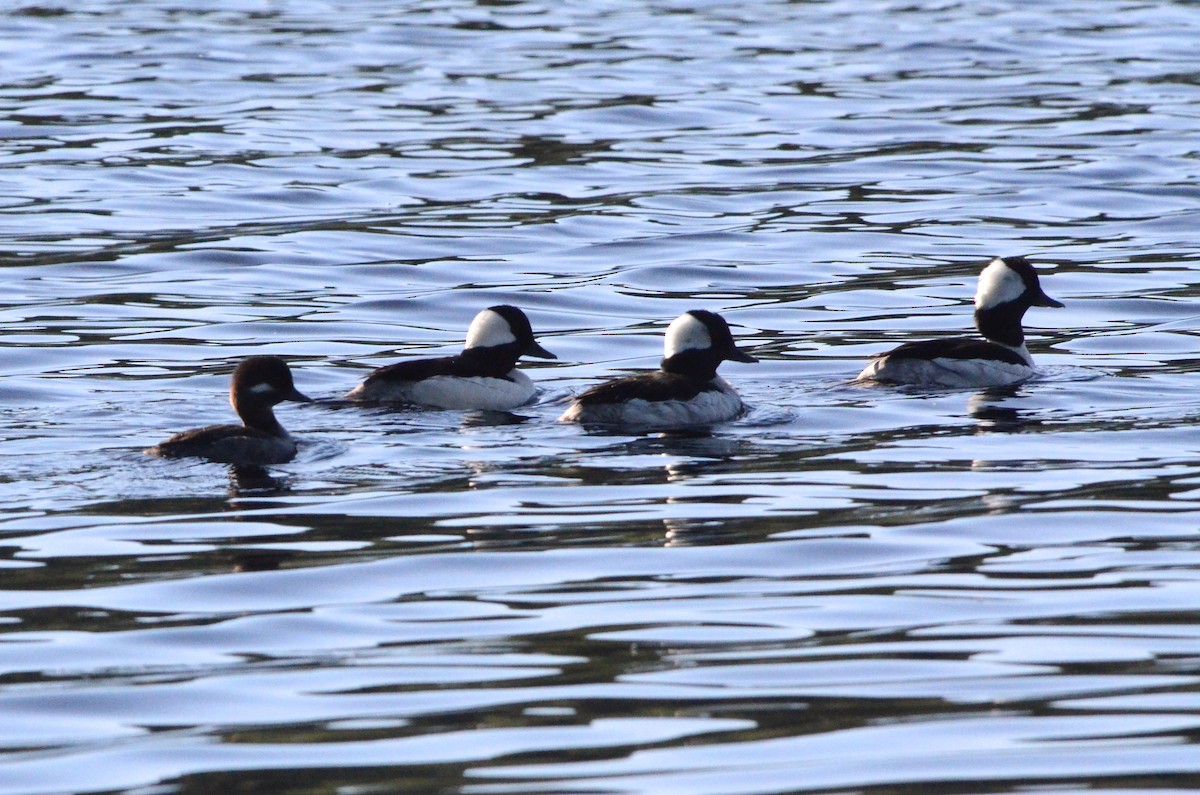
[
  {"xmin": 458, "ymin": 410, "xmax": 533, "ymax": 429},
  {"xmin": 231, "ymin": 549, "xmax": 288, "ymax": 573},
  {"xmin": 662, "ymin": 516, "xmax": 741, "ymax": 547},
  {"xmin": 967, "ymin": 387, "xmax": 1042, "ymax": 434},
  {"xmin": 228, "ymin": 464, "xmax": 292, "ymax": 496}
]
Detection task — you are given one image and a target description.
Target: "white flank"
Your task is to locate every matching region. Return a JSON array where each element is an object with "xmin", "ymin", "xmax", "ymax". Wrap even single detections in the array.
[
  {"xmin": 560, "ymin": 378, "xmax": 744, "ymax": 428},
  {"xmin": 975, "ymin": 257, "xmax": 1027, "ymax": 310},
  {"xmin": 465, "ymin": 309, "xmax": 517, "ymax": 349},
  {"xmin": 857, "ymin": 354, "xmax": 1034, "ymax": 389},
  {"xmin": 663, "ymin": 313, "xmax": 712, "ymax": 359},
  {"xmin": 348, "ymin": 371, "xmax": 536, "ymax": 410}
]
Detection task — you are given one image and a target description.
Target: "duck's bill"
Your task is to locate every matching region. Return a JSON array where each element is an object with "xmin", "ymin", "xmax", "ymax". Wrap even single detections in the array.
[
  {"xmin": 727, "ymin": 347, "xmax": 758, "ymax": 363},
  {"xmin": 287, "ymin": 388, "xmax": 314, "ymax": 402},
  {"xmin": 1037, "ymin": 293, "xmax": 1065, "ymax": 308},
  {"xmin": 526, "ymin": 340, "xmax": 558, "ymax": 359}
]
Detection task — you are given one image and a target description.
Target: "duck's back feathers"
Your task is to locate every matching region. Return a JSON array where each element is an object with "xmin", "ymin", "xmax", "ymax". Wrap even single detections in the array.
[
  {"xmin": 345, "ymin": 353, "xmax": 537, "ymax": 409},
  {"xmin": 570, "ymin": 371, "xmax": 723, "ymax": 406},
  {"xmin": 146, "ymin": 424, "xmax": 298, "ymax": 465},
  {"xmin": 870, "ymin": 338, "xmax": 1029, "ymax": 366},
  {"xmin": 355, "ymin": 354, "xmax": 500, "ymax": 386}
]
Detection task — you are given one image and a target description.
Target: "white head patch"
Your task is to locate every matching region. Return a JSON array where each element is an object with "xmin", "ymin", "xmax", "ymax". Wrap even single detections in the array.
[
  {"xmin": 248, "ymin": 382, "xmax": 277, "ymax": 395},
  {"xmin": 664, "ymin": 312, "xmax": 712, "ymax": 358},
  {"xmin": 975, "ymin": 257, "xmax": 1026, "ymax": 310},
  {"xmin": 465, "ymin": 309, "xmax": 517, "ymax": 350}
]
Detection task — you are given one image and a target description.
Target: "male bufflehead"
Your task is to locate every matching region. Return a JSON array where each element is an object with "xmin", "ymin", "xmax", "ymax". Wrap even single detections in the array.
[
  {"xmin": 560, "ymin": 309, "xmax": 758, "ymax": 428},
  {"xmin": 146, "ymin": 355, "xmax": 311, "ymax": 465},
  {"xmin": 345, "ymin": 305, "xmax": 556, "ymax": 410},
  {"xmin": 857, "ymin": 255, "xmax": 1063, "ymax": 388}
]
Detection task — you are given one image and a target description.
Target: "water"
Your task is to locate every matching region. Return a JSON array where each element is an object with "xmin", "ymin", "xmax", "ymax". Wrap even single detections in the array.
[{"xmin": 2, "ymin": 0, "xmax": 1200, "ymax": 792}]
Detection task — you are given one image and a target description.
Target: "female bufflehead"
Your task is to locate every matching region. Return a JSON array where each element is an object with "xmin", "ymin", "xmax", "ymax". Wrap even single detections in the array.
[
  {"xmin": 146, "ymin": 356, "xmax": 311, "ymax": 466},
  {"xmin": 560, "ymin": 309, "xmax": 758, "ymax": 428},
  {"xmin": 857, "ymin": 255, "xmax": 1063, "ymax": 388},
  {"xmin": 345, "ymin": 305, "xmax": 556, "ymax": 410}
]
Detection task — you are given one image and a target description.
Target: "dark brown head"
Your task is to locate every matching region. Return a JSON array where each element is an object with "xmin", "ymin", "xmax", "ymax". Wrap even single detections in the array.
[{"xmin": 229, "ymin": 356, "xmax": 311, "ymax": 430}]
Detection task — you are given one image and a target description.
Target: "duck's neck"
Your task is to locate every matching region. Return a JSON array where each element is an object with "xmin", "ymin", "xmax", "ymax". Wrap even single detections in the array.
[
  {"xmin": 974, "ymin": 300, "xmax": 1029, "ymax": 348},
  {"xmin": 236, "ymin": 400, "xmax": 286, "ymax": 437},
  {"xmin": 661, "ymin": 349, "xmax": 720, "ymax": 381}
]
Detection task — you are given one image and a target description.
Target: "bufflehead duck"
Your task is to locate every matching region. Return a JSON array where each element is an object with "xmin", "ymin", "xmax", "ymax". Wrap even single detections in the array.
[
  {"xmin": 345, "ymin": 305, "xmax": 556, "ymax": 410},
  {"xmin": 146, "ymin": 356, "xmax": 311, "ymax": 465},
  {"xmin": 559, "ymin": 309, "xmax": 758, "ymax": 428},
  {"xmin": 857, "ymin": 255, "xmax": 1063, "ymax": 388}
]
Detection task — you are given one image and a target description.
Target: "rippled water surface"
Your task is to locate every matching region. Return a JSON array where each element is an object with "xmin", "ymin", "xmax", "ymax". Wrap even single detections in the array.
[{"xmin": 4, "ymin": 1, "xmax": 1200, "ymax": 792}]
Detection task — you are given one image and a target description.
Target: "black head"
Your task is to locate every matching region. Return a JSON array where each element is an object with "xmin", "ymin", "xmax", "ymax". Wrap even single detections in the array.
[
  {"xmin": 462, "ymin": 305, "xmax": 556, "ymax": 372},
  {"xmin": 1003, "ymin": 256, "xmax": 1063, "ymax": 308},
  {"xmin": 661, "ymin": 310, "xmax": 758, "ymax": 379},
  {"xmin": 974, "ymin": 256, "xmax": 1063, "ymax": 346},
  {"xmin": 976, "ymin": 256, "xmax": 1063, "ymax": 311}
]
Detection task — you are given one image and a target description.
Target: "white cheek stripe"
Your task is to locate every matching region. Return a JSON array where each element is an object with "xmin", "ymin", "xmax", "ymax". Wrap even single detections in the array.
[
  {"xmin": 248, "ymin": 382, "xmax": 276, "ymax": 395},
  {"xmin": 975, "ymin": 260, "xmax": 1026, "ymax": 309},
  {"xmin": 664, "ymin": 314, "xmax": 712, "ymax": 358},
  {"xmin": 465, "ymin": 309, "xmax": 518, "ymax": 349}
]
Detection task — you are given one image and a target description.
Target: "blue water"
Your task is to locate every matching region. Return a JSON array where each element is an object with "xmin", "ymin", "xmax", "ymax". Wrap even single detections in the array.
[{"xmin": 3, "ymin": 1, "xmax": 1200, "ymax": 793}]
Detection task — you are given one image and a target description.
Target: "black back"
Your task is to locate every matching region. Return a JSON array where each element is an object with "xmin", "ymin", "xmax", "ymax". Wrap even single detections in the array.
[
  {"xmin": 361, "ymin": 351, "xmax": 517, "ymax": 385},
  {"xmin": 879, "ymin": 337, "xmax": 1029, "ymax": 366},
  {"xmin": 154, "ymin": 423, "xmax": 275, "ymax": 455},
  {"xmin": 573, "ymin": 371, "xmax": 722, "ymax": 406}
]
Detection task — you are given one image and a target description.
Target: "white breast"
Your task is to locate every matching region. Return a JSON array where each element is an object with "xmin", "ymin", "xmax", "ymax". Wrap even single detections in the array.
[
  {"xmin": 857, "ymin": 355, "xmax": 1035, "ymax": 388},
  {"xmin": 560, "ymin": 378, "xmax": 745, "ymax": 428},
  {"xmin": 351, "ymin": 371, "xmax": 536, "ymax": 410}
]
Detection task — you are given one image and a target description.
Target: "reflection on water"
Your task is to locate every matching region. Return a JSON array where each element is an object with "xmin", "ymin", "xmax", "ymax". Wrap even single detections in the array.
[
  {"xmin": 228, "ymin": 465, "xmax": 293, "ymax": 496},
  {"xmin": 3, "ymin": 0, "xmax": 1200, "ymax": 793},
  {"xmin": 967, "ymin": 387, "xmax": 1038, "ymax": 433}
]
